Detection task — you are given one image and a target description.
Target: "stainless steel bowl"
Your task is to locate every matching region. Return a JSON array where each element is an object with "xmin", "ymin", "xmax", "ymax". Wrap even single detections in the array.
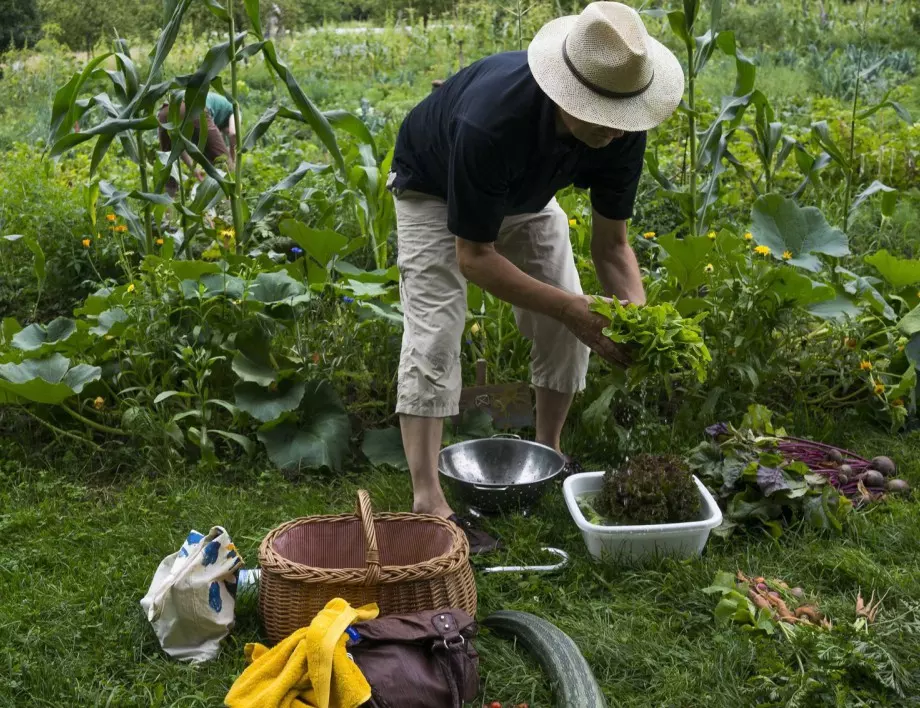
[{"xmin": 438, "ymin": 436, "xmax": 565, "ymax": 514}]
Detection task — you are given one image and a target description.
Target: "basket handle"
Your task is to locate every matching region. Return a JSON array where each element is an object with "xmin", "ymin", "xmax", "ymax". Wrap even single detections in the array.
[{"xmin": 356, "ymin": 489, "xmax": 381, "ymax": 586}]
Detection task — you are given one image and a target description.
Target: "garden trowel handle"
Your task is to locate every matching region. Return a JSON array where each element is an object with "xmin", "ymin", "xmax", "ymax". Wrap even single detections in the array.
[{"xmin": 480, "ymin": 547, "xmax": 570, "ymax": 575}]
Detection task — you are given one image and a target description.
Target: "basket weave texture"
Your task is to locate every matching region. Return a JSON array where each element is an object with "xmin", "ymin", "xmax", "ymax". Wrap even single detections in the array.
[{"xmin": 258, "ymin": 489, "xmax": 477, "ymax": 644}]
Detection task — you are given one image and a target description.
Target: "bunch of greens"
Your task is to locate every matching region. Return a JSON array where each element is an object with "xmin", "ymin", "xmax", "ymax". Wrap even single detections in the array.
[
  {"xmin": 591, "ymin": 298, "xmax": 710, "ymax": 396},
  {"xmin": 579, "ymin": 454, "xmax": 701, "ymax": 526},
  {"xmin": 688, "ymin": 406, "xmax": 852, "ymax": 538}
]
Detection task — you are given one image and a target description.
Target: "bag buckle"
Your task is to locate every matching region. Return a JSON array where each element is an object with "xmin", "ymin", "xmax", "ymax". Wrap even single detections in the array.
[{"xmin": 442, "ymin": 634, "xmax": 465, "ymax": 651}]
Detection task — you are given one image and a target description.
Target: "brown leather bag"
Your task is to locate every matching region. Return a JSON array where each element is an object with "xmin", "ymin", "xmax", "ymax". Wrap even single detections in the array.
[{"xmin": 347, "ymin": 609, "xmax": 480, "ymax": 708}]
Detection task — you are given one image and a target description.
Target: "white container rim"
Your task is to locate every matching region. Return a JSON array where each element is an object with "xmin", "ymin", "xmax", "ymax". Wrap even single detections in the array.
[{"xmin": 563, "ymin": 471, "xmax": 723, "ymax": 535}]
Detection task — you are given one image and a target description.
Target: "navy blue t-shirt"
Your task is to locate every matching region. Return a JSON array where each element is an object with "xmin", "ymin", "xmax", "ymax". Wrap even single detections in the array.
[{"xmin": 392, "ymin": 51, "xmax": 646, "ymax": 243}]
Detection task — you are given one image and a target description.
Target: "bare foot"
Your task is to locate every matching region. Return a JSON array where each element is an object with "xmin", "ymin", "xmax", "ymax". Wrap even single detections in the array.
[{"xmin": 413, "ymin": 498, "xmax": 455, "ymax": 518}]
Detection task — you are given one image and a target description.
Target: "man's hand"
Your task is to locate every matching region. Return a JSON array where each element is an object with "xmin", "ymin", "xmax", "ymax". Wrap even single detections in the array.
[{"xmin": 560, "ymin": 295, "xmax": 632, "ymax": 367}]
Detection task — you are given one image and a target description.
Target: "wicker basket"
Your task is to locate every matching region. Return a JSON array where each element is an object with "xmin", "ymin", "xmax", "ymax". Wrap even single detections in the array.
[{"xmin": 257, "ymin": 489, "xmax": 477, "ymax": 644}]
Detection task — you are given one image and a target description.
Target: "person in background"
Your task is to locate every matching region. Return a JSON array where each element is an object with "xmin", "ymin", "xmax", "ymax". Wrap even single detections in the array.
[
  {"xmin": 388, "ymin": 2, "xmax": 683, "ymax": 552},
  {"xmin": 156, "ymin": 92, "xmax": 237, "ymax": 197}
]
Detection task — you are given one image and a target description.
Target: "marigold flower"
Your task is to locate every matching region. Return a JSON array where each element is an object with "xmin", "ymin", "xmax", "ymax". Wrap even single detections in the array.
[
  {"xmin": 782, "ymin": 251, "xmax": 792, "ymax": 261},
  {"xmin": 860, "ymin": 360, "xmax": 873, "ymax": 371},
  {"xmin": 82, "ymin": 238, "xmax": 91, "ymax": 248},
  {"xmin": 704, "ymin": 263, "xmax": 714, "ymax": 273},
  {"xmin": 106, "ymin": 214, "xmax": 116, "ymax": 222},
  {"xmin": 114, "ymin": 224, "xmax": 128, "ymax": 233},
  {"xmin": 127, "ymin": 283, "xmax": 136, "ymax": 293},
  {"xmin": 156, "ymin": 238, "xmax": 164, "ymax": 246},
  {"xmin": 743, "ymin": 232, "xmax": 753, "ymax": 241},
  {"xmin": 707, "ymin": 231, "xmax": 717, "ymax": 240},
  {"xmin": 754, "ymin": 245, "xmax": 771, "ymax": 256},
  {"xmin": 874, "ymin": 382, "xmax": 885, "ymax": 396},
  {"xmin": 642, "ymin": 231, "xmax": 656, "ymax": 240},
  {"xmin": 93, "ymin": 396, "xmax": 105, "ymax": 410}
]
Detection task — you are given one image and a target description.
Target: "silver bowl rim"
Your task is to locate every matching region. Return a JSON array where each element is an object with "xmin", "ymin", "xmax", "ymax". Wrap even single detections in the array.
[{"xmin": 437, "ymin": 437, "xmax": 566, "ymax": 488}]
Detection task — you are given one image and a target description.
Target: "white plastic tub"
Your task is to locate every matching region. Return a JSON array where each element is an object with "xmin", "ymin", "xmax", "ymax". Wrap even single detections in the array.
[{"xmin": 563, "ymin": 471, "xmax": 723, "ymax": 562}]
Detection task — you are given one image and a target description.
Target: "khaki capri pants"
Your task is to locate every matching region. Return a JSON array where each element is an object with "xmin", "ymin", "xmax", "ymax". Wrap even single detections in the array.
[{"xmin": 394, "ymin": 189, "xmax": 590, "ymax": 418}]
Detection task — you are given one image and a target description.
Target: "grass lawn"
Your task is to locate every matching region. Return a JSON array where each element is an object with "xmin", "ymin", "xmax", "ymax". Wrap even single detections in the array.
[{"xmin": 1, "ymin": 425, "xmax": 919, "ymax": 707}]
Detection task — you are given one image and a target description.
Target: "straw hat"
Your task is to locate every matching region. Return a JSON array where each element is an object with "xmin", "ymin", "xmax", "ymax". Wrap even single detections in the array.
[{"xmin": 528, "ymin": 2, "xmax": 684, "ymax": 131}]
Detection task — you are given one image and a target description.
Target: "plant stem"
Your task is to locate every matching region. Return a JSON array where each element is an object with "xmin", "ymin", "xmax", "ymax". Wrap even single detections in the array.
[
  {"xmin": 687, "ymin": 43, "xmax": 698, "ymax": 238},
  {"xmin": 228, "ymin": 0, "xmax": 246, "ymax": 249},
  {"xmin": 19, "ymin": 406, "xmax": 102, "ymax": 451},
  {"xmin": 843, "ymin": 2, "xmax": 871, "ymax": 233},
  {"xmin": 136, "ymin": 130, "xmax": 154, "ymax": 254},
  {"xmin": 61, "ymin": 403, "xmax": 129, "ymax": 437}
]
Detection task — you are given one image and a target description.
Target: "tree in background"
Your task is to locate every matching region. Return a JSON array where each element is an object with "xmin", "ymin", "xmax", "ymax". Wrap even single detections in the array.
[{"xmin": 0, "ymin": 0, "xmax": 41, "ymax": 54}]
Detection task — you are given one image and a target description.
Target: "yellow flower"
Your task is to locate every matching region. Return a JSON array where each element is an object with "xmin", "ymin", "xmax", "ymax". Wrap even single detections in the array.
[
  {"xmin": 707, "ymin": 231, "xmax": 717, "ymax": 240},
  {"xmin": 82, "ymin": 238, "xmax": 91, "ymax": 248},
  {"xmin": 127, "ymin": 283, "xmax": 135, "ymax": 293},
  {"xmin": 470, "ymin": 323, "xmax": 481, "ymax": 335},
  {"xmin": 743, "ymin": 232, "xmax": 753, "ymax": 241},
  {"xmin": 754, "ymin": 245, "xmax": 771, "ymax": 256},
  {"xmin": 859, "ymin": 360, "xmax": 873, "ymax": 371},
  {"xmin": 93, "ymin": 396, "xmax": 105, "ymax": 410},
  {"xmin": 568, "ymin": 219, "xmax": 577, "ymax": 227},
  {"xmin": 156, "ymin": 238, "xmax": 164, "ymax": 246},
  {"xmin": 704, "ymin": 263, "xmax": 714, "ymax": 273},
  {"xmin": 874, "ymin": 382, "xmax": 885, "ymax": 396},
  {"xmin": 782, "ymin": 250, "xmax": 792, "ymax": 261},
  {"xmin": 642, "ymin": 231, "xmax": 656, "ymax": 240},
  {"xmin": 892, "ymin": 398, "xmax": 905, "ymax": 407},
  {"xmin": 114, "ymin": 224, "xmax": 128, "ymax": 233},
  {"xmin": 106, "ymin": 214, "xmax": 116, "ymax": 223}
]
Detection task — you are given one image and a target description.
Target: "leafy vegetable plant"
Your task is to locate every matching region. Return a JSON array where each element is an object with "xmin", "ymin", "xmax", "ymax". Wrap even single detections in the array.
[
  {"xmin": 688, "ymin": 405, "xmax": 852, "ymax": 537},
  {"xmin": 591, "ymin": 297, "xmax": 711, "ymax": 396},
  {"xmin": 578, "ymin": 454, "xmax": 701, "ymax": 526}
]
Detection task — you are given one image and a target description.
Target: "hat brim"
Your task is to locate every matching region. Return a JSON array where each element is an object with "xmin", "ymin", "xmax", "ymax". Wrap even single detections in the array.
[{"xmin": 528, "ymin": 15, "xmax": 684, "ymax": 132}]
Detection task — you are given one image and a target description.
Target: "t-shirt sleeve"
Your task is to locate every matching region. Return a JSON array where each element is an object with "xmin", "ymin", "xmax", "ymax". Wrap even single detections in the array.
[
  {"xmin": 579, "ymin": 131, "xmax": 647, "ymax": 221},
  {"xmin": 446, "ymin": 120, "xmax": 508, "ymax": 242}
]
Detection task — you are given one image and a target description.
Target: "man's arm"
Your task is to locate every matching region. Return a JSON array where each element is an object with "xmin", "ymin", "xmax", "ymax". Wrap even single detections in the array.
[
  {"xmin": 590, "ymin": 209, "xmax": 646, "ymax": 305},
  {"xmin": 457, "ymin": 239, "xmax": 630, "ymax": 366}
]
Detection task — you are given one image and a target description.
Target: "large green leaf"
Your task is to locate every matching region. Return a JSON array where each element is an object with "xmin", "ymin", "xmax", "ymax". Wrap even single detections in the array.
[
  {"xmin": 335, "ymin": 262, "xmax": 399, "ymax": 283},
  {"xmin": 0, "ymin": 354, "xmax": 101, "ymax": 404},
  {"xmin": 751, "ymin": 194, "xmax": 849, "ymax": 272},
  {"xmin": 257, "ymin": 380, "xmax": 351, "ymax": 471},
  {"xmin": 850, "ymin": 180, "xmax": 897, "ymax": 217},
  {"xmin": 232, "ymin": 352, "xmax": 277, "ymax": 387},
  {"xmin": 865, "ymin": 250, "xmax": 920, "ymax": 289},
  {"xmin": 836, "ymin": 267, "xmax": 896, "ymax": 321},
  {"xmin": 361, "ymin": 427, "xmax": 408, "ymax": 470},
  {"xmin": 248, "ymin": 271, "xmax": 311, "ymax": 306},
  {"xmin": 48, "ymin": 53, "xmax": 113, "ymax": 143},
  {"xmin": 897, "ymin": 304, "xmax": 920, "ymax": 337},
  {"xmin": 323, "ymin": 110, "xmax": 377, "ymax": 157},
  {"xmin": 771, "ymin": 270, "xmax": 835, "ymax": 307},
  {"xmin": 1, "ymin": 318, "xmax": 22, "ymax": 347},
  {"xmin": 90, "ymin": 308, "xmax": 129, "ymax": 336},
  {"xmin": 807, "ymin": 295, "xmax": 862, "ymax": 321},
  {"xmin": 658, "ymin": 234, "xmax": 714, "ymax": 291},
  {"xmin": 235, "ymin": 379, "xmax": 305, "ymax": 422},
  {"xmin": 12, "ymin": 318, "xmax": 77, "ymax": 351},
  {"xmin": 279, "ymin": 219, "xmax": 350, "ymax": 267}
]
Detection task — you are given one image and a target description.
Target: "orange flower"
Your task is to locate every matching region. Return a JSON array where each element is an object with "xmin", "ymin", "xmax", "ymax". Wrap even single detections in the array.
[
  {"xmin": 859, "ymin": 360, "xmax": 873, "ymax": 371},
  {"xmin": 155, "ymin": 238, "xmax": 164, "ymax": 246},
  {"xmin": 82, "ymin": 238, "xmax": 91, "ymax": 248},
  {"xmin": 873, "ymin": 382, "xmax": 885, "ymax": 396},
  {"xmin": 114, "ymin": 224, "xmax": 128, "ymax": 233},
  {"xmin": 642, "ymin": 231, "xmax": 656, "ymax": 240},
  {"xmin": 106, "ymin": 214, "xmax": 116, "ymax": 223}
]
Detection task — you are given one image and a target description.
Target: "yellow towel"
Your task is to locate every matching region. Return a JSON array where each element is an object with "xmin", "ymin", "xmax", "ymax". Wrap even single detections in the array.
[{"xmin": 225, "ymin": 599, "xmax": 379, "ymax": 708}]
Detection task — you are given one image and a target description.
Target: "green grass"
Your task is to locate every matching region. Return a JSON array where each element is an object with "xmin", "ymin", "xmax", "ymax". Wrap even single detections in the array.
[{"xmin": 1, "ymin": 425, "xmax": 919, "ymax": 707}]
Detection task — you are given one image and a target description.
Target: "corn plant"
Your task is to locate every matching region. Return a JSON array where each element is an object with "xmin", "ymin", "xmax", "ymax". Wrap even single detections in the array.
[{"xmin": 643, "ymin": 0, "xmax": 756, "ymax": 236}]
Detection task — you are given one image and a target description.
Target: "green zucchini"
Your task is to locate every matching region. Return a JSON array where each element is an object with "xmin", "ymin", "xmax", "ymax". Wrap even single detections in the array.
[{"xmin": 483, "ymin": 610, "xmax": 607, "ymax": 708}]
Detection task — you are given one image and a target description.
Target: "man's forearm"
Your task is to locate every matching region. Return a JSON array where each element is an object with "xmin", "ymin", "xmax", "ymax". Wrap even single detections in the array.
[
  {"xmin": 593, "ymin": 241, "xmax": 646, "ymax": 304},
  {"xmin": 457, "ymin": 244, "xmax": 576, "ymax": 321},
  {"xmin": 591, "ymin": 211, "xmax": 646, "ymax": 304}
]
